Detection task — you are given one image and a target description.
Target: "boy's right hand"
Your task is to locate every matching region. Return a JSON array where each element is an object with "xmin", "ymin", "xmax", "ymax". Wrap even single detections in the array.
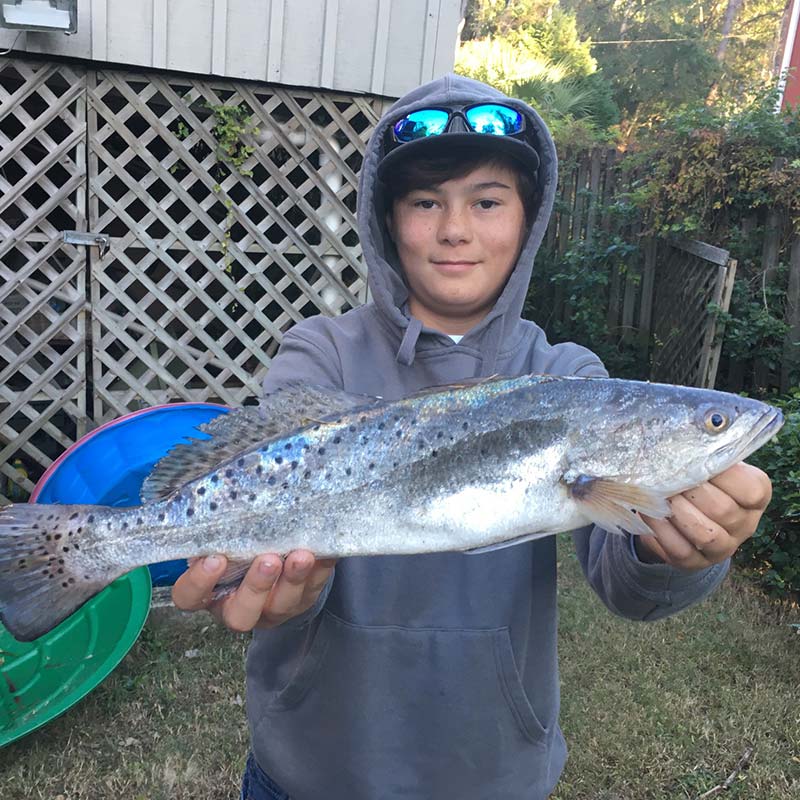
[{"xmin": 171, "ymin": 550, "xmax": 336, "ymax": 632}]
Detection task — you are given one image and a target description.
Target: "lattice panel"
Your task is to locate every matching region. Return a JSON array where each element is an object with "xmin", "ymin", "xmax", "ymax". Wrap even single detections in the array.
[
  {"xmin": 88, "ymin": 69, "xmax": 381, "ymax": 419},
  {"xmin": 650, "ymin": 244, "xmax": 732, "ymax": 388},
  {"xmin": 0, "ymin": 59, "xmax": 87, "ymax": 504}
]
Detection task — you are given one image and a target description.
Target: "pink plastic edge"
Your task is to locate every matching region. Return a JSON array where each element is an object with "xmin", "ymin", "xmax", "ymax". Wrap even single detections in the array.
[{"xmin": 30, "ymin": 402, "xmax": 230, "ymax": 503}]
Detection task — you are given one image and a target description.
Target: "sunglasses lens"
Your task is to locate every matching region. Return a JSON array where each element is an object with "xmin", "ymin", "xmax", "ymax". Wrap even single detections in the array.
[
  {"xmin": 393, "ymin": 109, "xmax": 450, "ymax": 142},
  {"xmin": 465, "ymin": 104, "xmax": 524, "ymax": 135}
]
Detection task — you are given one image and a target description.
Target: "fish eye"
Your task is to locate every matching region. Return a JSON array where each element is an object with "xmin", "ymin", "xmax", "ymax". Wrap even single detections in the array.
[{"xmin": 704, "ymin": 410, "xmax": 729, "ymax": 433}]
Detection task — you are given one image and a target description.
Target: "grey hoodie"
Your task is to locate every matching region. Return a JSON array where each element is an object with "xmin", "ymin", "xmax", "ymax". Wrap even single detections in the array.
[{"xmin": 245, "ymin": 74, "xmax": 728, "ymax": 800}]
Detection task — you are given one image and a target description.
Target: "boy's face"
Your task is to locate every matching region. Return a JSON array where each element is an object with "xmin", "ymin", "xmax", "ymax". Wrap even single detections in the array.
[{"xmin": 386, "ymin": 163, "xmax": 527, "ymax": 334}]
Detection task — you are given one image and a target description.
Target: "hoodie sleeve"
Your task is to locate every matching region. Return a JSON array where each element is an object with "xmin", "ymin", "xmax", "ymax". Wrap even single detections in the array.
[
  {"xmin": 568, "ymin": 356, "xmax": 729, "ymax": 621},
  {"xmin": 259, "ymin": 322, "xmax": 343, "ymax": 628}
]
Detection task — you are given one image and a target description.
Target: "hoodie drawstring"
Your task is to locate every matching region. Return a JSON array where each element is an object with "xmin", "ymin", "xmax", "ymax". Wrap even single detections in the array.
[{"xmin": 396, "ymin": 317, "xmax": 423, "ymax": 366}]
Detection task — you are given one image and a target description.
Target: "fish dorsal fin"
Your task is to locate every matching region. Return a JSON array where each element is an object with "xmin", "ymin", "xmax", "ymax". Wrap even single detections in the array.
[
  {"xmin": 140, "ymin": 384, "xmax": 378, "ymax": 503},
  {"xmin": 404, "ymin": 373, "xmax": 561, "ymax": 399}
]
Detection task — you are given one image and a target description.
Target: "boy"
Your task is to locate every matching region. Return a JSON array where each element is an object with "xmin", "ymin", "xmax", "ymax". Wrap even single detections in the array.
[{"xmin": 173, "ymin": 74, "xmax": 772, "ymax": 799}]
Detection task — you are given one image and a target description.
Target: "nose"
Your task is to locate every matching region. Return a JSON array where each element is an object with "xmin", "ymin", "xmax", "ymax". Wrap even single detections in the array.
[{"xmin": 437, "ymin": 205, "xmax": 471, "ymax": 246}]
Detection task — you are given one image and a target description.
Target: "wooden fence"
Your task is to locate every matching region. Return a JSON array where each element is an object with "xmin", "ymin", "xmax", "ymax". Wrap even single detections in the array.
[
  {"xmin": 1, "ymin": 56, "xmax": 383, "ymax": 504},
  {"xmin": 536, "ymin": 148, "xmax": 800, "ymax": 390}
]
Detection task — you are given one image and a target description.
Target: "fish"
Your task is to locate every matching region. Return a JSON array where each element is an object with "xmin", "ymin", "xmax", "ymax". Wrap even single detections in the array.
[{"xmin": 0, "ymin": 376, "xmax": 784, "ymax": 641}]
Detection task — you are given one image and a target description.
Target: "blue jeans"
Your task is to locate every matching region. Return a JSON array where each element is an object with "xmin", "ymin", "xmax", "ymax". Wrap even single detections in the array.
[{"xmin": 240, "ymin": 753, "xmax": 291, "ymax": 800}]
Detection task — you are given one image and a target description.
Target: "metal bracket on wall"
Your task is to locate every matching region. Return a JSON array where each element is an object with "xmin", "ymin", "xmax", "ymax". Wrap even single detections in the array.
[{"xmin": 61, "ymin": 231, "xmax": 110, "ymax": 258}]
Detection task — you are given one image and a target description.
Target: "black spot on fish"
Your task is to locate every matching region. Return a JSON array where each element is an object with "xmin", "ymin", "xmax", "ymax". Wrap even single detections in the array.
[
  {"xmin": 393, "ymin": 461, "xmax": 399, "ymax": 468},
  {"xmin": 70, "ymin": 513, "xmax": 79, "ymax": 520},
  {"xmin": 462, "ymin": 422, "xmax": 469, "ymax": 430},
  {"xmin": 333, "ymin": 436, "xmax": 341, "ymax": 444},
  {"xmin": 45, "ymin": 535, "xmax": 51, "ymax": 541},
  {"xmin": 268, "ymin": 476, "xmax": 276, "ymax": 486},
  {"xmin": 63, "ymin": 547, "xmax": 69, "ymax": 552},
  {"xmin": 291, "ymin": 461, "xmax": 298, "ymax": 470},
  {"xmin": 54, "ymin": 534, "xmax": 62, "ymax": 540},
  {"xmin": 436, "ymin": 431, "xmax": 443, "ymax": 439},
  {"xmin": 47, "ymin": 514, "xmax": 54, "ymax": 521},
  {"xmin": 137, "ymin": 518, "xmax": 143, "ymax": 526},
  {"xmin": 368, "ymin": 463, "xmax": 375, "ymax": 470},
  {"xmin": 58, "ymin": 558, "xmax": 64, "ymax": 564},
  {"xmin": 225, "ymin": 469, "xmax": 234, "ymax": 478},
  {"xmin": 304, "ymin": 470, "xmax": 311, "ymax": 479},
  {"xmin": 318, "ymin": 447, "xmax": 325, "ymax": 455},
  {"xmin": 395, "ymin": 430, "xmax": 402, "ymax": 438},
  {"xmin": 57, "ymin": 568, "xmax": 64, "ymax": 574},
  {"xmin": 186, "ymin": 508, "xmax": 194, "ymax": 517},
  {"xmin": 122, "ymin": 522, "xmax": 128, "ymax": 529},
  {"xmin": 249, "ymin": 494, "xmax": 256, "ymax": 502},
  {"xmin": 68, "ymin": 578, "xmax": 75, "ymax": 584},
  {"xmin": 211, "ymin": 474, "xmax": 219, "ymax": 483},
  {"xmin": 32, "ymin": 524, "xmax": 38, "ymax": 530},
  {"xmin": 197, "ymin": 487, "xmax": 206, "ymax": 495},
  {"xmin": 74, "ymin": 544, "xmax": 80, "ymax": 551},
  {"xmin": 345, "ymin": 468, "xmax": 352, "ymax": 476},
  {"xmin": 210, "ymin": 502, "xmax": 218, "ymax": 511},
  {"xmin": 230, "ymin": 492, "xmax": 238, "ymax": 500},
  {"xmin": 256, "ymin": 465, "xmax": 263, "ymax": 475},
  {"xmin": 238, "ymin": 458, "xmax": 246, "ymax": 466},
  {"xmin": 282, "ymin": 482, "xmax": 289, "ymax": 490},
  {"xmin": 325, "ymin": 472, "xmax": 332, "ymax": 480},
  {"xmin": 62, "ymin": 582, "xmax": 68, "ymax": 588},
  {"xmin": 285, "ymin": 443, "xmax": 292, "ymax": 451},
  {"xmin": 432, "ymin": 450, "xmax": 438, "ymax": 457},
  {"xmin": 360, "ymin": 416, "xmax": 367, "ymax": 423},
  {"xmin": 378, "ymin": 422, "xmax": 385, "ymax": 430},
  {"xmin": 418, "ymin": 441, "xmax": 425, "ymax": 450},
  {"xmin": 87, "ymin": 514, "xmax": 94, "ymax": 523},
  {"xmin": 275, "ymin": 456, "xmax": 283, "ymax": 465},
  {"xmin": 349, "ymin": 425, "xmax": 356, "ymax": 433},
  {"xmin": 411, "ymin": 418, "xmax": 417, "ymax": 426},
  {"xmin": 360, "ymin": 436, "xmax": 369, "ymax": 445},
  {"xmin": 159, "ymin": 513, "xmax": 166, "ymax": 522},
  {"xmin": 394, "ymin": 415, "xmax": 400, "ymax": 422}
]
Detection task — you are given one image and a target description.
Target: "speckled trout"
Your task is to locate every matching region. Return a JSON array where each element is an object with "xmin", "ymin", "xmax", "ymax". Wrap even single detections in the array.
[{"xmin": 0, "ymin": 376, "xmax": 783, "ymax": 640}]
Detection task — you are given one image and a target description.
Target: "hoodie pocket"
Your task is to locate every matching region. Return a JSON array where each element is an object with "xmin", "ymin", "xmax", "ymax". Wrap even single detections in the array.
[{"xmin": 264, "ymin": 611, "xmax": 548, "ymax": 745}]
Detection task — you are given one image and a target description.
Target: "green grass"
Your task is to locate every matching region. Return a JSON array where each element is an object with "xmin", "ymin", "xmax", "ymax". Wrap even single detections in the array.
[{"xmin": 1, "ymin": 539, "xmax": 798, "ymax": 799}]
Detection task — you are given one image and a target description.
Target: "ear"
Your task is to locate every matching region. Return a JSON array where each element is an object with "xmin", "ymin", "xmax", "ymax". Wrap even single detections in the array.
[{"xmin": 385, "ymin": 210, "xmax": 394, "ymax": 241}]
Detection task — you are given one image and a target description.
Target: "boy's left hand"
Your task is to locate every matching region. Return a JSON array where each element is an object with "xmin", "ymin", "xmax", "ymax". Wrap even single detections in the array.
[{"xmin": 636, "ymin": 462, "xmax": 772, "ymax": 570}]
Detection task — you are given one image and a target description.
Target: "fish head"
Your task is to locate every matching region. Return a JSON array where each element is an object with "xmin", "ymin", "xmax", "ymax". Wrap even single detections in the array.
[{"xmin": 566, "ymin": 382, "xmax": 783, "ymax": 494}]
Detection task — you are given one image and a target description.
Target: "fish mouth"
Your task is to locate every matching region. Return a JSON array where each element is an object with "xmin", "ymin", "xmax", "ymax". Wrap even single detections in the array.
[{"xmin": 706, "ymin": 406, "xmax": 784, "ymax": 472}]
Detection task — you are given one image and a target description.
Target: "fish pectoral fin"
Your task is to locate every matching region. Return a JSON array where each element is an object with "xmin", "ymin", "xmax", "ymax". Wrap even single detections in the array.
[
  {"xmin": 209, "ymin": 558, "xmax": 256, "ymax": 601},
  {"xmin": 564, "ymin": 475, "xmax": 671, "ymax": 537}
]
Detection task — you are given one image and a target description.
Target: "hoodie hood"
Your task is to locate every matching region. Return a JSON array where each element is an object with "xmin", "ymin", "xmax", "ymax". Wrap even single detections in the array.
[{"xmin": 356, "ymin": 73, "xmax": 558, "ymax": 375}]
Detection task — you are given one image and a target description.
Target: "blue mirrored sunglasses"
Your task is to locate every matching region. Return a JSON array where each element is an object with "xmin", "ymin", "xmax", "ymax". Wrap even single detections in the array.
[{"xmin": 390, "ymin": 104, "xmax": 525, "ymax": 147}]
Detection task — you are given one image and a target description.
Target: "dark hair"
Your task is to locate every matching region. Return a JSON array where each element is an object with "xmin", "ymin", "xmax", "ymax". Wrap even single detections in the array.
[{"xmin": 381, "ymin": 145, "xmax": 540, "ymax": 227}]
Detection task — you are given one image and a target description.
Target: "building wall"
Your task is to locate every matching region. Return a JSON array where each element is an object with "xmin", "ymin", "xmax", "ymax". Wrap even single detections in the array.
[{"xmin": 0, "ymin": 0, "xmax": 464, "ymax": 98}]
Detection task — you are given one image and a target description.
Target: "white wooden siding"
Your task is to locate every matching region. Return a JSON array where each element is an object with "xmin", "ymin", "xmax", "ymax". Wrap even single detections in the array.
[{"xmin": 0, "ymin": 0, "xmax": 463, "ymax": 97}]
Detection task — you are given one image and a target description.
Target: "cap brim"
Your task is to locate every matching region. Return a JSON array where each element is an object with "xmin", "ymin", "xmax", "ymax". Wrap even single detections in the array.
[{"xmin": 377, "ymin": 132, "xmax": 540, "ymax": 180}]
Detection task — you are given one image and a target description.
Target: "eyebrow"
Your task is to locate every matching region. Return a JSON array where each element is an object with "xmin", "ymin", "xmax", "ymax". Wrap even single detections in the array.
[{"xmin": 421, "ymin": 181, "xmax": 513, "ymax": 194}]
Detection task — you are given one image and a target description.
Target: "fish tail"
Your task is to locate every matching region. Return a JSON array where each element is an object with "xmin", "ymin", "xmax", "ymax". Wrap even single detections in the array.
[{"xmin": 0, "ymin": 503, "xmax": 114, "ymax": 641}]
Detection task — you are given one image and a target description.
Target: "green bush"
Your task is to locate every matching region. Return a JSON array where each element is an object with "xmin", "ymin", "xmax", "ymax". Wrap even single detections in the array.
[{"xmin": 735, "ymin": 390, "xmax": 800, "ymax": 597}]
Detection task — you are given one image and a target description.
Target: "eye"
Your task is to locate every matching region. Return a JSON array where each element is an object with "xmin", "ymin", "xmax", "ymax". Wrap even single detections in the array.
[
  {"xmin": 704, "ymin": 410, "xmax": 729, "ymax": 433},
  {"xmin": 476, "ymin": 199, "xmax": 499, "ymax": 209}
]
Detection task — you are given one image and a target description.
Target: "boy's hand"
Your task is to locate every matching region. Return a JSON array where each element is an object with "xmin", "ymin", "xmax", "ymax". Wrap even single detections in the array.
[
  {"xmin": 171, "ymin": 550, "xmax": 336, "ymax": 631},
  {"xmin": 636, "ymin": 462, "xmax": 772, "ymax": 570}
]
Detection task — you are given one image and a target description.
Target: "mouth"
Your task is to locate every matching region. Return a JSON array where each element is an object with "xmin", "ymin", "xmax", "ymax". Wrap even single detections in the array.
[{"xmin": 431, "ymin": 260, "xmax": 480, "ymax": 274}]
